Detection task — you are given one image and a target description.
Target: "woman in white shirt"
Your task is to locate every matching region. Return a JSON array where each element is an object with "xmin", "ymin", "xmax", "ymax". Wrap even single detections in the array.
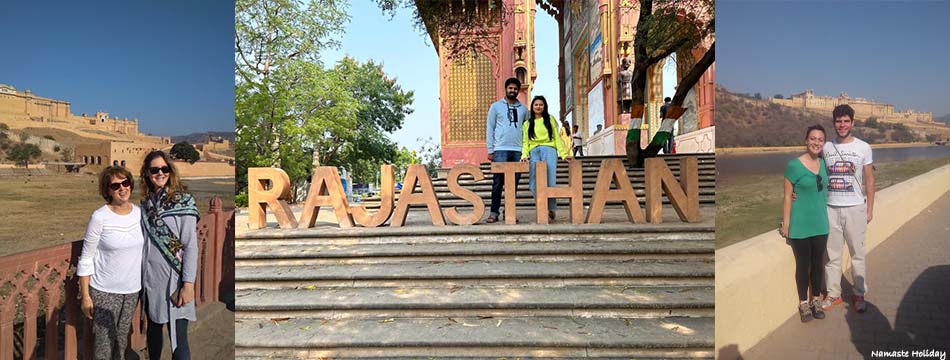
[{"xmin": 77, "ymin": 166, "xmax": 144, "ymax": 360}]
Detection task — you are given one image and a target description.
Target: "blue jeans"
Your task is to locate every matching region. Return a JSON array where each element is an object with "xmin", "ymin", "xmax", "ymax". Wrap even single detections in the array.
[
  {"xmin": 490, "ymin": 150, "xmax": 522, "ymax": 217},
  {"xmin": 529, "ymin": 146, "xmax": 558, "ymax": 212}
]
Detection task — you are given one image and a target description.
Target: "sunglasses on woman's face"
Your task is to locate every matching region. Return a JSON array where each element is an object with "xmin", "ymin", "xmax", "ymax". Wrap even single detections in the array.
[
  {"xmin": 149, "ymin": 166, "xmax": 172, "ymax": 175},
  {"xmin": 109, "ymin": 179, "xmax": 133, "ymax": 191},
  {"xmin": 816, "ymin": 175, "xmax": 823, "ymax": 192}
]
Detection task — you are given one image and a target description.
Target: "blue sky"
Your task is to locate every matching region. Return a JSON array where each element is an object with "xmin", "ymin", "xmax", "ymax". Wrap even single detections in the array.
[
  {"xmin": 718, "ymin": 1, "xmax": 950, "ymax": 117},
  {"xmin": 0, "ymin": 0, "xmax": 234, "ymax": 136},
  {"xmin": 323, "ymin": 2, "xmax": 677, "ymax": 152},
  {"xmin": 320, "ymin": 1, "xmax": 564, "ymax": 151}
]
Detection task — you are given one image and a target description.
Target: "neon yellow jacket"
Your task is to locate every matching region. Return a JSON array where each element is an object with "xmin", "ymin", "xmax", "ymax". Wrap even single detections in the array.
[{"xmin": 522, "ymin": 115, "xmax": 568, "ymax": 160}]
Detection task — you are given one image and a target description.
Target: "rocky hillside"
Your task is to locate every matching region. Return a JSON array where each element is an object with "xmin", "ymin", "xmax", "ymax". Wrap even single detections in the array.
[{"xmin": 717, "ymin": 86, "xmax": 924, "ymax": 147}]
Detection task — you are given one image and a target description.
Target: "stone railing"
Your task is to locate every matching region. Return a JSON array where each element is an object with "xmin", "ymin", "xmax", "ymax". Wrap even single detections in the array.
[
  {"xmin": 715, "ymin": 165, "xmax": 950, "ymax": 359},
  {"xmin": 0, "ymin": 197, "xmax": 234, "ymax": 360}
]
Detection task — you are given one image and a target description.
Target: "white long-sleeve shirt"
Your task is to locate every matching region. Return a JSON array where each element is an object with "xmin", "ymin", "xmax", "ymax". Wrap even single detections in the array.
[{"xmin": 77, "ymin": 205, "xmax": 144, "ymax": 294}]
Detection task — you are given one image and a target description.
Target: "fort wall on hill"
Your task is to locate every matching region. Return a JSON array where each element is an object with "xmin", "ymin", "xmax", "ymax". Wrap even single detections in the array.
[{"xmin": 770, "ymin": 89, "xmax": 933, "ymax": 124}]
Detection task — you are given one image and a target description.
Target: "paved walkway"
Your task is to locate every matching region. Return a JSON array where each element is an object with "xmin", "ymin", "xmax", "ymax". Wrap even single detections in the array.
[
  {"xmin": 740, "ymin": 192, "xmax": 950, "ymax": 360},
  {"xmin": 131, "ymin": 302, "xmax": 235, "ymax": 359}
]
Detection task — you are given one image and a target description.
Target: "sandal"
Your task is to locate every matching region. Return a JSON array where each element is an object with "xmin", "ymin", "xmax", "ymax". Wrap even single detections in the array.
[{"xmin": 486, "ymin": 215, "xmax": 499, "ymax": 224}]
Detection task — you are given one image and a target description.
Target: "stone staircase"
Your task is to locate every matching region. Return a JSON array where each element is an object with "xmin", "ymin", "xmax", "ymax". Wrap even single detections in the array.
[{"xmin": 235, "ymin": 154, "xmax": 715, "ymax": 359}]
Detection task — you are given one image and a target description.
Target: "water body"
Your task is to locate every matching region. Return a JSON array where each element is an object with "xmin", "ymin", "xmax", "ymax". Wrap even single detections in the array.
[{"xmin": 717, "ymin": 145, "xmax": 950, "ymax": 182}]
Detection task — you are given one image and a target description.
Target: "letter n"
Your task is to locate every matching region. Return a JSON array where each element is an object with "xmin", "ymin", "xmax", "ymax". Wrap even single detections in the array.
[
  {"xmin": 247, "ymin": 168, "xmax": 297, "ymax": 230},
  {"xmin": 644, "ymin": 157, "xmax": 700, "ymax": 223}
]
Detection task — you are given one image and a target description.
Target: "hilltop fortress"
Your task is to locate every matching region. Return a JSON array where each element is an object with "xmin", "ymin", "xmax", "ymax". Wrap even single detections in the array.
[
  {"xmin": 0, "ymin": 83, "xmax": 170, "ymax": 144},
  {"xmin": 0, "ymin": 83, "xmax": 232, "ymax": 177},
  {"xmin": 770, "ymin": 89, "xmax": 933, "ymax": 124}
]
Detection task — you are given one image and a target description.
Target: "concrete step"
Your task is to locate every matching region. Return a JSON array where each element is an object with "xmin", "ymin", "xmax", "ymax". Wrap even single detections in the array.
[
  {"xmin": 238, "ymin": 221, "xmax": 714, "ymax": 240},
  {"xmin": 235, "ymin": 285, "xmax": 713, "ymax": 311},
  {"xmin": 235, "ymin": 259, "xmax": 714, "ymax": 282},
  {"xmin": 234, "ymin": 316, "xmax": 714, "ymax": 357},
  {"xmin": 235, "ymin": 237, "xmax": 714, "ymax": 260}
]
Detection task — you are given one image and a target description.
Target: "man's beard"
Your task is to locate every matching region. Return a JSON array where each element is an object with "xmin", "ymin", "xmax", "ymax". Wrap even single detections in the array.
[
  {"xmin": 837, "ymin": 129, "xmax": 851, "ymax": 139},
  {"xmin": 506, "ymin": 92, "xmax": 518, "ymax": 100}
]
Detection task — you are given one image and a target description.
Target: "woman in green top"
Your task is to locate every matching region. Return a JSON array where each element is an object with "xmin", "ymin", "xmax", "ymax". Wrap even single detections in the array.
[
  {"xmin": 782, "ymin": 124, "xmax": 830, "ymax": 323},
  {"xmin": 521, "ymin": 96, "xmax": 570, "ymax": 221}
]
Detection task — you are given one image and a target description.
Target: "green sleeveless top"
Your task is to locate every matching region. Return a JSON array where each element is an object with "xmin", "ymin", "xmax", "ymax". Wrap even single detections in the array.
[{"xmin": 784, "ymin": 157, "xmax": 829, "ymax": 239}]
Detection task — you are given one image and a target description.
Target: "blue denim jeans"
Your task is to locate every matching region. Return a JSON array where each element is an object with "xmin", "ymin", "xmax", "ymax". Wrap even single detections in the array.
[
  {"xmin": 528, "ymin": 145, "xmax": 558, "ymax": 212},
  {"xmin": 490, "ymin": 150, "xmax": 522, "ymax": 217}
]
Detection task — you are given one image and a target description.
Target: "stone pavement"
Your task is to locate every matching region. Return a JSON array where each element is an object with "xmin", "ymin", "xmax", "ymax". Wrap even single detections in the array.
[
  {"xmin": 131, "ymin": 301, "xmax": 235, "ymax": 359},
  {"xmin": 737, "ymin": 192, "xmax": 950, "ymax": 360}
]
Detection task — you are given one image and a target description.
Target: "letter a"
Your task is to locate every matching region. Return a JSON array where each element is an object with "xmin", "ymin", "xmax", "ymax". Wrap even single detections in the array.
[
  {"xmin": 586, "ymin": 159, "xmax": 645, "ymax": 224},
  {"xmin": 391, "ymin": 164, "xmax": 445, "ymax": 227},
  {"xmin": 299, "ymin": 166, "xmax": 355, "ymax": 228}
]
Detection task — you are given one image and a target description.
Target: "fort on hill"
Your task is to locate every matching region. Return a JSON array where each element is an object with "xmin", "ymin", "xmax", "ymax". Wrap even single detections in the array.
[
  {"xmin": 0, "ymin": 83, "xmax": 232, "ymax": 176},
  {"xmin": 770, "ymin": 89, "xmax": 933, "ymax": 124}
]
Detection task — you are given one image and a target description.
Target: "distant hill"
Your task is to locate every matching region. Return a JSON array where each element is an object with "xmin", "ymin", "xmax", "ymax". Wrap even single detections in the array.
[
  {"xmin": 171, "ymin": 131, "xmax": 234, "ymax": 144},
  {"xmin": 717, "ymin": 86, "xmax": 923, "ymax": 147},
  {"xmin": 935, "ymin": 114, "xmax": 950, "ymax": 125}
]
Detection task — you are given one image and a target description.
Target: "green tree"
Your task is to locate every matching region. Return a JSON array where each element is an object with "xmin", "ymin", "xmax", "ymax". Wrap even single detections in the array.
[
  {"xmin": 6, "ymin": 143, "xmax": 41, "ymax": 168},
  {"xmin": 170, "ymin": 142, "xmax": 201, "ymax": 163},
  {"xmin": 235, "ymin": 0, "xmax": 349, "ymax": 194},
  {"xmin": 60, "ymin": 147, "xmax": 74, "ymax": 162},
  {"xmin": 316, "ymin": 57, "xmax": 414, "ymax": 184},
  {"xmin": 773, "ymin": 94, "xmax": 784, "ymax": 99},
  {"xmin": 236, "ymin": 0, "xmax": 414, "ymax": 199},
  {"xmin": 866, "ymin": 117, "xmax": 879, "ymax": 129}
]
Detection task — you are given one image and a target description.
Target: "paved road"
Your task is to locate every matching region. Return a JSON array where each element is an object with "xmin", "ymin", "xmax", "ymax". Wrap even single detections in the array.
[{"xmin": 737, "ymin": 192, "xmax": 950, "ymax": 360}]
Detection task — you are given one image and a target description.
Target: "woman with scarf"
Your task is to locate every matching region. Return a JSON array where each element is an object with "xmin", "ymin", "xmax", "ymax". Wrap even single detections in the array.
[{"xmin": 139, "ymin": 150, "xmax": 199, "ymax": 359}]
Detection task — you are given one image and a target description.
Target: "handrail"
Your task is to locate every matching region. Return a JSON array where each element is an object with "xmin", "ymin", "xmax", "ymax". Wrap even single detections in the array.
[{"xmin": 0, "ymin": 197, "xmax": 234, "ymax": 359}]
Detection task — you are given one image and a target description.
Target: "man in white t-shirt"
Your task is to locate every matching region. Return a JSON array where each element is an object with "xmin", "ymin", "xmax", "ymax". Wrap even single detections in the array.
[{"xmin": 821, "ymin": 104, "xmax": 875, "ymax": 313}]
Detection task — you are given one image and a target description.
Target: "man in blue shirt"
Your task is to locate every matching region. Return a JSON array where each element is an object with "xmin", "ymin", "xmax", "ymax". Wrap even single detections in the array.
[{"xmin": 485, "ymin": 77, "xmax": 527, "ymax": 223}]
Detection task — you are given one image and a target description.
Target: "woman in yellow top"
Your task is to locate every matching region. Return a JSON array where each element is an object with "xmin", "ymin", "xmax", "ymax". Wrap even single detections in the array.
[
  {"xmin": 559, "ymin": 119, "xmax": 572, "ymax": 152},
  {"xmin": 521, "ymin": 96, "xmax": 570, "ymax": 221}
]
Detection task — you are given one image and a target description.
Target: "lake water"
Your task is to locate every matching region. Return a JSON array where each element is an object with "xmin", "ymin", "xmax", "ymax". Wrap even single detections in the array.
[{"xmin": 717, "ymin": 145, "xmax": 950, "ymax": 183}]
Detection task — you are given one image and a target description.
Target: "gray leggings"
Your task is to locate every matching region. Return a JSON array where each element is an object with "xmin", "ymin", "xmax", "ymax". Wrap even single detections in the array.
[{"xmin": 89, "ymin": 287, "xmax": 138, "ymax": 360}]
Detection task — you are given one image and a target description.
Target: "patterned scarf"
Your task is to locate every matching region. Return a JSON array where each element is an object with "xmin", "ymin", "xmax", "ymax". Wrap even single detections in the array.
[{"xmin": 142, "ymin": 188, "xmax": 199, "ymax": 275}]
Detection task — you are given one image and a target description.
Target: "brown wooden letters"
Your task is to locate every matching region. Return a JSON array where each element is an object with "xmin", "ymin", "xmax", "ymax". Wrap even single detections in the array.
[
  {"xmin": 247, "ymin": 168, "xmax": 297, "ymax": 230},
  {"xmin": 644, "ymin": 157, "xmax": 700, "ymax": 223},
  {"xmin": 299, "ymin": 166, "xmax": 355, "ymax": 228},
  {"xmin": 490, "ymin": 162, "xmax": 529, "ymax": 224},
  {"xmin": 586, "ymin": 159, "xmax": 646, "ymax": 224},
  {"xmin": 444, "ymin": 164, "xmax": 486, "ymax": 225},
  {"xmin": 391, "ymin": 164, "xmax": 445, "ymax": 227},
  {"xmin": 350, "ymin": 165, "xmax": 395, "ymax": 227},
  {"xmin": 247, "ymin": 155, "xmax": 701, "ymax": 229},
  {"xmin": 535, "ymin": 160, "xmax": 585, "ymax": 224}
]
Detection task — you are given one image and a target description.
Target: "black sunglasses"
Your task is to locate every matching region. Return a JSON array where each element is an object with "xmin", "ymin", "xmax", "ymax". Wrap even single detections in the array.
[
  {"xmin": 816, "ymin": 175, "xmax": 823, "ymax": 192},
  {"xmin": 149, "ymin": 166, "xmax": 172, "ymax": 175},
  {"xmin": 109, "ymin": 179, "xmax": 133, "ymax": 191}
]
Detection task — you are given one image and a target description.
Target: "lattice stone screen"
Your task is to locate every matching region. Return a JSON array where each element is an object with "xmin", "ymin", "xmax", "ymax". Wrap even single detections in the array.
[{"xmin": 447, "ymin": 52, "xmax": 495, "ymax": 143}]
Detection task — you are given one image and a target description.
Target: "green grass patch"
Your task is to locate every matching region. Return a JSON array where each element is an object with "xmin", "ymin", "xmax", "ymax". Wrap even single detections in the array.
[{"xmin": 716, "ymin": 157, "xmax": 950, "ymax": 249}]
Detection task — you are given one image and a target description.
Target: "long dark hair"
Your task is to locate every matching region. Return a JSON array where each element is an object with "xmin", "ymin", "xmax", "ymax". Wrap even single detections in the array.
[{"xmin": 528, "ymin": 96, "xmax": 554, "ymax": 141}]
